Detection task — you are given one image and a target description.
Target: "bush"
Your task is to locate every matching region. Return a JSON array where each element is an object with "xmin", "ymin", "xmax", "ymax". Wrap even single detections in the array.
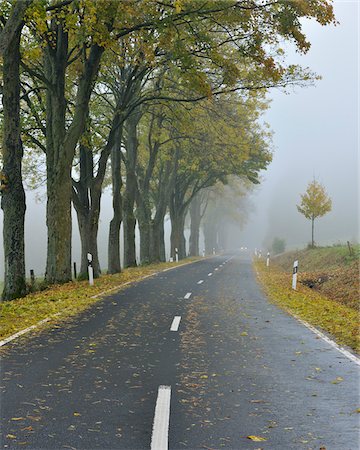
[{"xmin": 272, "ymin": 237, "xmax": 286, "ymax": 255}]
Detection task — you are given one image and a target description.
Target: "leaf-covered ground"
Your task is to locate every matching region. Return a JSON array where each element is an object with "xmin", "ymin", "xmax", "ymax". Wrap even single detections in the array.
[
  {"xmin": 0, "ymin": 258, "xmax": 200, "ymax": 342},
  {"xmin": 272, "ymin": 245, "xmax": 359, "ymax": 310},
  {"xmin": 254, "ymin": 259, "xmax": 359, "ymax": 354}
]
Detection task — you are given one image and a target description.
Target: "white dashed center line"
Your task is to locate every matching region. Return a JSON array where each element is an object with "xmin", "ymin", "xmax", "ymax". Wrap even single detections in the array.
[
  {"xmin": 208, "ymin": 273, "xmax": 213, "ymax": 276},
  {"xmin": 215, "ymin": 268, "xmax": 218, "ymax": 271},
  {"xmin": 170, "ymin": 316, "xmax": 181, "ymax": 332},
  {"xmin": 184, "ymin": 292, "xmax": 192, "ymax": 299},
  {"xmin": 197, "ymin": 280, "xmax": 204, "ymax": 284},
  {"xmin": 151, "ymin": 385, "xmax": 171, "ymax": 450}
]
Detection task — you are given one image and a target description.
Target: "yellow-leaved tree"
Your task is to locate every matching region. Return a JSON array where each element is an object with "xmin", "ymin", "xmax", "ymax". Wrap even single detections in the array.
[{"xmin": 297, "ymin": 180, "xmax": 332, "ymax": 248}]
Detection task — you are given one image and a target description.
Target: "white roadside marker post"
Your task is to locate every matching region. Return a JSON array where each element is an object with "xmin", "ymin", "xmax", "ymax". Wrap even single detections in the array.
[
  {"xmin": 213, "ymin": 248, "xmax": 215, "ymax": 255},
  {"xmin": 175, "ymin": 248, "xmax": 179, "ymax": 263},
  {"xmin": 202, "ymin": 249, "xmax": 205, "ymax": 257},
  {"xmin": 266, "ymin": 252, "xmax": 270, "ymax": 267},
  {"xmin": 254, "ymin": 248, "xmax": 258, "ymax": 256},
  {"xmin": 87, "ymin": 253, "xmax": 94, "ymax": 286},
  {"xmin": 292, "ymin": 260, "xmax": 298, "ymax": 290}
]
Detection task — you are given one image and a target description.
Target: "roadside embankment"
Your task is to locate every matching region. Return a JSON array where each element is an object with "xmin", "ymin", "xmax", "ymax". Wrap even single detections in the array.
[{"xmin": 254, "ymin": 245, "xmax": 359, "ymax": 353}]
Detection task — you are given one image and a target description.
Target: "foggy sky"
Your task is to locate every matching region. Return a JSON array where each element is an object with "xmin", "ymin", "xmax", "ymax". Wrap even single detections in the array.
[
  {"xmin": 0, "ymin": 0, "xmax": 358, "ymax": 278},
  {"xmin": 240, "ymin": 0, "xmax": 359, "ymax": 250}
]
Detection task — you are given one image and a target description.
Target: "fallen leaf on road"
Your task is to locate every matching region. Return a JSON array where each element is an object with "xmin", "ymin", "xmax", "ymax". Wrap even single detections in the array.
[
  {"xmin": 6, "ymin": 434, "xmax": 17, "ymax": 439},
  {"xmin": 240, "ymin": 332, "xmax": 248, "ymax": 336},
  {"xmin": 73, "ymin": 412, "xmax": 81, "ymax": 416},
  {"xmin": 247, "ymin": 435, "xmax": 267, "ymax": 441},
  {"xmin": 11, "ymin": 417, "xmax": 25, "ymax": 421},
  {"xmin": 27, "ymin": 416, "xmax": 41, "ymax": 422},
  {"xmin": 331, "ymin": 377, "xmax": 344, "ymax": 384}
]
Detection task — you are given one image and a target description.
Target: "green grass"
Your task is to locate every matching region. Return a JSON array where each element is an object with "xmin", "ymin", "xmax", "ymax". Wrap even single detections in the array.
[
  {"xmin": 0, "ymin": 258, "xmax": 201, "ymax": 343},
  {"xmin": 273, "ymin": 244, "xmax": 359, "ymax": 272}
]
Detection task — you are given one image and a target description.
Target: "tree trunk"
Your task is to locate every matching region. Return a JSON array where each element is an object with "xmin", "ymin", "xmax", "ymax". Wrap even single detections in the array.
[
  {"xmin": 150, "ymin": 215, "xmax": 167, "ymax": 263},
  {"xmin": 170, "ymin": 211, "xmax": 186, "ymax": 260},
  {"xmin": 123, "ymin": 111, "xmax": 141, "ymax": 268},
  {"xmin": 108, "ymin": 125, "xmax": 123, "ymax": 274},
  {"xmin": 123, "ymin": 177, "xmax": 137, "ymax": 268},
  {"xmin": 203, "ymin": 220, "xmax": 217, "ymax": 255},
  {"xmin": 1, "ymin": 25, "xmax": 27, "ymax": 300},
  {"xmin": 311, "ymin": 216, "xmax": 315, "ymax": 248},
  {"xmin": 189, "ymin": 196, "xmax": 201, "ymax": 257},
  {"xmin": 72, "ymin": 146, "xmax": 102, "ymax": 279},
  {"xmin": 159, "ymin": 222, "xmax": 166, "ymax": 261},
  {"xmin": 44, "ymin": 23, "xmax": 103, "ymax": 284},
  {"xmin": 46, "ymin": 170, "xmax": 73, "ymax": 283},
  {"xmin": 44, "ymin": 26, "xmax": 72, "ymax": 284},
  {"xmin": 137, "ymin": 199, "xmax": 151, "ymax": 265},
  {"xmin": 77, "ymin": 208, "xmax": 101, "ymax": 278},
  {"xmin": 149, "ymin": 159, "xmax": 173, "ymax": 263}
]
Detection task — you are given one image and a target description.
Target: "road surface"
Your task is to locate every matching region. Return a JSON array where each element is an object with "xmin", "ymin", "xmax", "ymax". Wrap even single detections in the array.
[{"xmin": 1, "ymin": 254, "xmax": 359, "ymax": 449}]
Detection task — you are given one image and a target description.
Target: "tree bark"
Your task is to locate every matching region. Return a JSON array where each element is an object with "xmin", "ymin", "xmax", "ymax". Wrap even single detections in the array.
[
  {"xmin": 189, "ymin": 195, "xmax": 201, "ymax": 257},
  {"xmin": 170, "ymin": 209, "xmax": 186, "ymax": 260},
  {"xmin": 0, "ymin": 0, "xmax": 32, "ymax": 57},
  {"xmin": 123, "ymin": 110, "xmax": 141, "ymax": 268},
  {"xmin": 108, "ymin": 124, "xmax": 124, "ymax": 274},
  {"xmin": 44, "ymin": 25, "xmax": 71, "ymax": 283},
  {"xmin": 1, "ymin": 25, "xmax": 27, "ymax": 300},
  {"xmin": 137, "ymin": 197, "xmax": 151, "ymax": 264}
]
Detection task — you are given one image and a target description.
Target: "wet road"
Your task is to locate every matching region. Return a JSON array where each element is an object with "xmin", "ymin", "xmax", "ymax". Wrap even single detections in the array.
[{"xmin": 1, "ymin": 254, "xmax": 359, "ymax": 449}]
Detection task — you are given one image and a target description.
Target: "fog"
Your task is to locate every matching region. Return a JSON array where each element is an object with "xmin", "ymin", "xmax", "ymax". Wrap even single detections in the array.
[
  {"xmin": 0, "ymin": 1, "xmax": 358, "ymax": 279},
  {"xmin": 240, "ymin": 1, "xmax": 359, "ymax": 251}
]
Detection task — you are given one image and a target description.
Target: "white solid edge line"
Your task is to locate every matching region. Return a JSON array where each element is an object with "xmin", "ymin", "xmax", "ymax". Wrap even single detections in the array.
[
  {"xmin": 184, "ymin": 292, "xmax": 192, "ymax": 299},
  {"xmin": 293, "ymin": 315, "xmax": 360, "ymax": 366},
  {"xmin": 0, "ymin": 318, "xmax": 50, "ymax": 347},
  {"xmin": 197, "ymin": 280, "xmax": 204, "ymax": 284},
  {"xmin": 170, "ymin": 316, "xmax": 181, "ymax": 332},
  {"xmin": 151, "ymin": 385, "xmax": 171, "ymax": 450},
  {"xmin": 254, "ymin": 268, "xmax": 360, "ymax": 366}
]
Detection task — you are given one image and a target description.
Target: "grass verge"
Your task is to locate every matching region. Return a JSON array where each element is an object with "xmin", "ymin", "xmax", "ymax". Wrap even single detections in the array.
[
  {"xmin": 254, "ymin": 259, "xmax": 359, "ymax": 354},
  {"xmin": 0, "ymin": 258, "xmax": 200, "ymax": 343}
]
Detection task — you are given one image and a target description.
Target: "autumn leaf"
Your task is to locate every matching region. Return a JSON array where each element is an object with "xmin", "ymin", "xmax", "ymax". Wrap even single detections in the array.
[
  {"xmin": 331, "ymin": 377, "xmax": 344, "ymax": 384},
  {"xmin": 240, "ymin": 331, "xmax": 248, "ymax": 336},
  {"xmin": 11, "ymin": 417, "xmax": 25, "ymax": 421},
  {"xmin": 73, "ymin": 412, "xmax": 81, "ymax": 416},
  {"xmin": 6, "ymin": 434, "xmax": 17, "ymax": 439},
  {"xmin": 247, "ymin": 435, "xmax": 267, "ymax": 441}
]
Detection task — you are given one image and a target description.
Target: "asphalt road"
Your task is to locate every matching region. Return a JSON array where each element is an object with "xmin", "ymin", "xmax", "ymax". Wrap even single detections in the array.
[{"xmin": 1, "ymin": 254, "xmax": 359, "ymax": 450}]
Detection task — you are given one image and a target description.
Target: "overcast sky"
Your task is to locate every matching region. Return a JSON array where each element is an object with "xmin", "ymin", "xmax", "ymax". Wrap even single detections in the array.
[
  {"xmin": 240, "ymin": 0, "xmax": 359, "ymax": 250},
  {"xmin": 0, "ymin": 0, "xmax": 358, "ymax": 278}
]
